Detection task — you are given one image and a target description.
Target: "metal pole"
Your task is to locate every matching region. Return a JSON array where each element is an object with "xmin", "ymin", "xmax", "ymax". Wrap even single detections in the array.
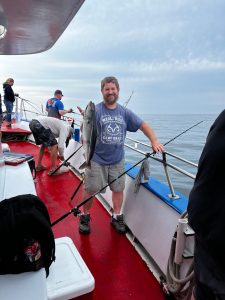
[{"xmin": 162, "ymin": 152, "xmax": 179, "ymax": 199}]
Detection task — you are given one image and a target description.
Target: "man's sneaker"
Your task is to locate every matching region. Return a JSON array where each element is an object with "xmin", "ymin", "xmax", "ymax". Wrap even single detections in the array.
[
  {"xmin": 111, "ymin": 214, "xmax": 127, "ymax": 234},
  {"xmin": 79, "ymin": 214, "xmax": 91, "ymax": 234}
]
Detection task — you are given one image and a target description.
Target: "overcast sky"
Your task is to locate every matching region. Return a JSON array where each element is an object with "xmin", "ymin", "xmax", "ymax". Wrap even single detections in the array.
[{"xmin": 1, "ymin": 0, "xmax": 225, "ymax": 115}]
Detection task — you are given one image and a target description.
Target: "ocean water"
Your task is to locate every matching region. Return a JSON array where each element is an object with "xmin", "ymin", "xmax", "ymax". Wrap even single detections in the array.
[{"xmin": 125, "ymin": 113, "xmax": 218, "ymax": 198}]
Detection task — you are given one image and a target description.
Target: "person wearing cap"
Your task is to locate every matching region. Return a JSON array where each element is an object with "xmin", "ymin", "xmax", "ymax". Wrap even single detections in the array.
[
  {"xmin": 46, "ymin": 90, "xmax": 73, "ymax": 119},
  {"xmin": 29, "ymin": 116, "xmax": 74, "ymax": 175}
]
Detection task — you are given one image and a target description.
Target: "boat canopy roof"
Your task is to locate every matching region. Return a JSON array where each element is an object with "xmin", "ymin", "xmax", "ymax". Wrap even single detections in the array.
[{"xmin": 0, "ymin": 0, "xmax": 85, "ymax": 55}]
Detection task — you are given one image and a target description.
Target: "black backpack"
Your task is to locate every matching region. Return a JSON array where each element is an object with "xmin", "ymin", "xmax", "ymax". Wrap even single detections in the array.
[{"xmin": 0, "ymin": 194, "xmax": 55, "ymax": 277}]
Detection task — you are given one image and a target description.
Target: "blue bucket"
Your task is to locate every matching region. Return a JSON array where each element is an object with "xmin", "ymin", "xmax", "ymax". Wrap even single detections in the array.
[{"xmin": 74, "ymin": 128, "xmax": 80, "ymax": 142}]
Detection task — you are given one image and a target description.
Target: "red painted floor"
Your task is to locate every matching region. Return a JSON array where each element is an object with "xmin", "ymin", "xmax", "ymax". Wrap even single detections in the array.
[
  {"xmin": 1, "ymin": 122, "xmax": 31, "ymax": 134},
  {"xmin": 8, "ymin": 141, "xmax": 166, "ymax": 300}
]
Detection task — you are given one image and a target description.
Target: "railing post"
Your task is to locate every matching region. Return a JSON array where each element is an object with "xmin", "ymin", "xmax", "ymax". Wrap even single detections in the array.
[
  {"xmin": 15, "ymin": 95, "xmax": 18, "ymax": 122},
  {"xmin": 14, "ymin": 95, "xmax": 23, "ymax": 124},
  {"xmin": 162, "ymin": 152, "xmax": 179, "ymax": 199}
]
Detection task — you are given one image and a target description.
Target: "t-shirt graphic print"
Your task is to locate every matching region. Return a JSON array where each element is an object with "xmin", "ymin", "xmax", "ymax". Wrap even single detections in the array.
[{"xmin": 101, "ymin": 114, "xmax": 124, "ymax": 144}]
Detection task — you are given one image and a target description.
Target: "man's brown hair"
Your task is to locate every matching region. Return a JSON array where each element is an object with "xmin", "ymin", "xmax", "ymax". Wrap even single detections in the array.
[{"xmin": 101, "ymin": 76, "xmax": 120, "ymax": 91}]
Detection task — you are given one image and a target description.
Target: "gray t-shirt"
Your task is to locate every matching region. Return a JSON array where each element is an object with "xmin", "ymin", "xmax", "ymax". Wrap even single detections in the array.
[
  {"xmin": 33, "ymin": 116, "xmax": 71, "ymax": 156},
  {"xmin": 92, "ymin": 102, "xmax": 143, "ymax": 165}
]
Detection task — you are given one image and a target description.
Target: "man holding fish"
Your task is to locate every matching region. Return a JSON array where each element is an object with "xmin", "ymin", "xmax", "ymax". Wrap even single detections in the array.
[{"xmin": 78, "ymin": 76, "xmax": 164, "ymax": 234}]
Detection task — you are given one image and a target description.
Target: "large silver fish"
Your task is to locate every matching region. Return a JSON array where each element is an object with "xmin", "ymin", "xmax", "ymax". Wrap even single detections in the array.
[{"xmin": 79, "ymin": 101, "xmax": 97, "ymax": 169}]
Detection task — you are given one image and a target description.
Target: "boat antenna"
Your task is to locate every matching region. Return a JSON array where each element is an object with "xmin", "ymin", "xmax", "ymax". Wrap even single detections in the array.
[
  {"xmin": 51, "ymin": 120, "xmax": 204, "ymax": 227},
  {"xmin": 123, "ymin": 91, "xmax": 134, "ymax": 107}
]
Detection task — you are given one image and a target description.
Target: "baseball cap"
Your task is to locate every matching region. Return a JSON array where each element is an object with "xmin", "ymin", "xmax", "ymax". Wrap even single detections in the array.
[{"xmin": 54, "ymin": 89, "xmax": 63, "ymax": 96}]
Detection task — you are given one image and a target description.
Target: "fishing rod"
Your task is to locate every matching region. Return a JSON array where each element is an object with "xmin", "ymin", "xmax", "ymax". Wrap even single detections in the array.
[
  {"xmin": 23, "ymin": 109, "xmax": 46, "ymax": 116},
  {"xmin": 51, "ymin": 119, "xmax": 204, "ymax": 227},
  {"xmin": 123, "ymin": 91, "xmax": 134, "ymax": 108},
  {"xmin": 68, "ymin": 173, "xmax": 84, "ymax": 204},
  {"xmin": 163, "ymin": 120, "xmax": 204, "ymax": 147},
  {"xmin": 49, "ymin": 145, "xmax": 83, "ymax": 176},
  {"xmin": 71, "ymin": 111, "xmax": 83, "ymax": 116}
]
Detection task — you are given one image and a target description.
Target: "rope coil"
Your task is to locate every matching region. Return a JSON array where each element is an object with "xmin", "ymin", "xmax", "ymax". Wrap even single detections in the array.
[{"xmin": 166, "ymin": 212, "xmax": 195, "ymax": 300}]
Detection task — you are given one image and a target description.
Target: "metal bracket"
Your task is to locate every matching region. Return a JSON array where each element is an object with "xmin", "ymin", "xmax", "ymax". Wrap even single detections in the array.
[{"xmin": 168, "ymin": 193, "xmax": 180, "ymax": 200}]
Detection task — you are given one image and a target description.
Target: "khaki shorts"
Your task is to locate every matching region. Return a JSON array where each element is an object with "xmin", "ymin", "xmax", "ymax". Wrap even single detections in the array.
[{"xmin": 84, "ymin": 160, "xmax": 125, "ymax": 194}]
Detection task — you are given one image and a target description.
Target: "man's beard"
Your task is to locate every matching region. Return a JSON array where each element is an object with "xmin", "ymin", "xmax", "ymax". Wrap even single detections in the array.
[{"xmin": 103, "ymin": 93, "xmax": 119, "ymax": 105}]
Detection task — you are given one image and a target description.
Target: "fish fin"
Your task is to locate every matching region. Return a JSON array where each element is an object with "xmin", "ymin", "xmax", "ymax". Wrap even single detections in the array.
[
  {"xmin": 134, "ymin": 160, "xmax": 150, "ymax": 193},
  {"xmin": 134, "ymin": 166, "xmax": 143, "ymax": 194},
  {"xmin": 143, "ymin": 159, "xmax": 150, "ymax": 181}
]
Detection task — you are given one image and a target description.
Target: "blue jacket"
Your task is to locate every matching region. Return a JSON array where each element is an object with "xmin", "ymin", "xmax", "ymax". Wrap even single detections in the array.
[{"xmin": 3, "ymin": 83, "xmax": 15, "ymax": 102}]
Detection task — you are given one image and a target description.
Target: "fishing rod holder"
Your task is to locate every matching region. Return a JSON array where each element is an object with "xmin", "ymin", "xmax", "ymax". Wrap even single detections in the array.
[{"xmin": 145, "ymin": 151, "xmax": 179, "ymax": 199}]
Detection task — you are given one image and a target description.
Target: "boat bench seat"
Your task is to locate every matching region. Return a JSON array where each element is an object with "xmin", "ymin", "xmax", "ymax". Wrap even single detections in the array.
[
  {"xmin": 3, "ymin": 159, "xmax": 36, "ymax": 200},
  {"xmin": 0, "ymin": 237, "xmax": 95, "ymax": 300}
]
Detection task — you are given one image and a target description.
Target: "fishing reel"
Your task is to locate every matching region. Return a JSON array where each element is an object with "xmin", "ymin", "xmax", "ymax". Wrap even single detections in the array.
[
  {"xmin": 71, "ymin": 207, "xmax": 81, "ymax": 217},
  {"xmin": 63, "ymin": 161, "xmax": 71, "ymax": 167}
]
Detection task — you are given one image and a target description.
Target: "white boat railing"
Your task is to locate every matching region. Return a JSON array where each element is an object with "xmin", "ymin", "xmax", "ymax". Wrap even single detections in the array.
[
  {"xmin": 1, "ymin": 96, "xmax": 42, "ymax": 122},
  {"xmin": 2, "ymin": 96, "xmax": 81, "ymax": 125},
  {"xmin": 125, "ymin": 136, "xmax": 197, "ymax": 199}
]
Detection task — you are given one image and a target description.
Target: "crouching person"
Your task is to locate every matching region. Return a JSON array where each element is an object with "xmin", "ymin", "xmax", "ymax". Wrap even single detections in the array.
[{"xmin": 29, "ymin": 116, "xmax": 74, "ymax": 175}]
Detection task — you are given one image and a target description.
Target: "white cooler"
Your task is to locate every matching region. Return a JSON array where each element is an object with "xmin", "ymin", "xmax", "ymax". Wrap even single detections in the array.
[{"xmin": 47, "ymin": 237, "xmax": 95, "ymax": 300}]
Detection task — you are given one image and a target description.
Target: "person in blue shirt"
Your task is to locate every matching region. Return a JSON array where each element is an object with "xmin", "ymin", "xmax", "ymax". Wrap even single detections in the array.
[
  {"xmin": 77, "ymin": 76, "xmax": 164, "ymax": 235},
  {"xmin": 46, "ymin": 90, "xmax": 73, "ymax": 119}
]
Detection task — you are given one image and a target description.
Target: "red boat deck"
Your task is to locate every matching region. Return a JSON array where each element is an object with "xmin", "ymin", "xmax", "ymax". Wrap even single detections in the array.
[
  {"xmin": 7, "ymin": 141, "xmax": 166, "ymax": 300},
  {"xmin": 1, "ymin": 122, "xmax": 31, "ymax": 134}
]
